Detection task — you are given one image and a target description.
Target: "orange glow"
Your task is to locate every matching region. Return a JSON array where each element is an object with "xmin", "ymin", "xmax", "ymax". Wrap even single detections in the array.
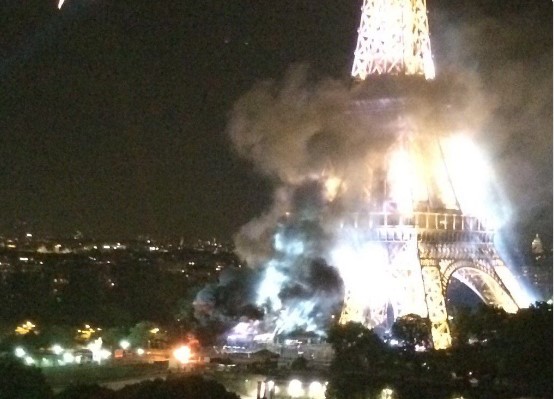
[
  {"xmin": 15, "ymin": 321, "xmax": 36, "ymax": 335},
  {"xmin": 173, "ymin": 345, "xmax": 191, "ymax": 364},
  {"xmin": 324, "ymin": 176, "xmax": 342, "ymax": 202}
]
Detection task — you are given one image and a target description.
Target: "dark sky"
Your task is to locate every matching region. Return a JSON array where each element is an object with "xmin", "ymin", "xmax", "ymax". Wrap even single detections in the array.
[{"xmin": 0, "ymin": 0, "xmax": 551, "ymax": 244}]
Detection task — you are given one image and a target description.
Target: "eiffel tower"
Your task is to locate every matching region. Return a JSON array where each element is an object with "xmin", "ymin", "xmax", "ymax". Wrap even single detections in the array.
[{"xmin": 339, "ymin": 0, "xmax": 528, "ymax": 349}]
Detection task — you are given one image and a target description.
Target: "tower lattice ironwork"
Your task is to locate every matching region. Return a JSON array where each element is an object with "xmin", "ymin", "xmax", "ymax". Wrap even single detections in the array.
[
  {"xmin": 351, "ymin": 0, "xmax": 435, "ymax": 80},
  {"xmin": 340, "ymin": 0, "xmax": 528, "ymax": 350}
]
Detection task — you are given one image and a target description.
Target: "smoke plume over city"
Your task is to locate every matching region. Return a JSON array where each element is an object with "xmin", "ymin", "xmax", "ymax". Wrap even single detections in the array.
[{"xmin": 193, "ymin": 3, "xmax": 552, "ymax": 339}]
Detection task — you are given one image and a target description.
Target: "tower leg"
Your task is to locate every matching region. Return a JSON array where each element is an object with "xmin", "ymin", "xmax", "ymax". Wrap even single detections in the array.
[{"xmin": 419, "ymin": 258, "xmax": 451, "ymax": 349}]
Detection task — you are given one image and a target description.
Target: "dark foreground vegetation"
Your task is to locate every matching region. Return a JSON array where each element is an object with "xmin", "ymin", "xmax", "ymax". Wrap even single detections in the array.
[
  {"xmin": 326, "ymin": 302, "xmax": 552, "ymax": 399},
  {"xmin": 0, "ymin": 358, "xmax": 239, "ymax": 399}
]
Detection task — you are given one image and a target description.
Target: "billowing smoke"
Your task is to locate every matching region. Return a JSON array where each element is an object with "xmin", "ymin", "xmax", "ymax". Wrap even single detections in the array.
[
  {"xmin": 218, "ymin": 4, "xmax": 551, "ymax": 337},
  {"xmin": 193, "ymin": 267, "xmax": 263, "ymax": 327},
  {"xmin": 226, "ymin": 65, "xmax": 501, "ymax": 336},
  {"xmin": 433, "ymin": 2, "xmax": 553, "ymax": 250}
]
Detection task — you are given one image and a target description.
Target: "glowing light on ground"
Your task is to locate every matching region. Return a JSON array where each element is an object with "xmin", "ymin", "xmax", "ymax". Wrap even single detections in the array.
[
  {"xmin": 308, "ymin": 381, "xmax": 326, "ymax": 399},
  {"xmin": 14, "ymin": 347, "xmax": 26, "ymax": 358},
  {"xmin": 380, "ymin": 387, "xmax": 396, "ymax": 399},
  {"xmin": 259, "ymin": 380, "xmax": 277, "ymax": 398},
  {"xmin": 173, "ymin": 345, "xmax": 191, "ymax": 364},
  {"xmin": 287, "ymin": 379, "xmax": 304, "ymax": 398},
  {"xmin": 63, "ymin": 352, "xmax": 74, "ymax": 363},
  {"xmin": 87, "ymin": 338, "xmax": 110, "ymax": 364}
]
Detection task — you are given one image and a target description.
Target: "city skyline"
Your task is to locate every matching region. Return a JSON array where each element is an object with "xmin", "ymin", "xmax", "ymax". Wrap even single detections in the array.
[{"xmin": 1, "ymin": 0, "xmax": 551, "ymax": 248}]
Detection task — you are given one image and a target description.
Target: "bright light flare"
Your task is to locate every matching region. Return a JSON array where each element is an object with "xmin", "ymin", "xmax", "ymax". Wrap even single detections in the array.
[
  {"xmin": 324, "ymin": 176, "xmax": 342, "ymax": 202},
  {"xmin": 387, "ymin": 146, "xmax": 423, "ymax": 213},
  {"xmin": 287, "ymin": 379, "xmax": 304, "ymax": 398},
  {"xmin": 87, "ymin": 337, "xmax": 108, "ymax": 364},
  {"xmin": 256, "ymin": 263, "xmax": 287, "ymax": 309},
  {"xmin": 173, "ymin": 345, "xmax": 191, "ymax": 364},
  {"xmin": 274, "ymin": 232, "xmax": 303, "ymax": 255},
  {"xmin": 14, "ymin": 347, "xmax": 26, "ymax": 358},
  {"xmin": 100, "ymin": 349, "xmax": 111, "ymax": 361},
  {"xmin": 440, "ymin": 135, "xmax": 500, "ymax": 223},
  {"xmin": 119, "ymin": 339, "xmax": 130, "ymax": 350},
  {"xmin": 51, "ymin": 344, "xmax": 63, "ymax": 355},
  {"xmin": 274, "ymin": 302, "xmax": 319, "ymax": 334},
  {"xmin": 260, "ymin": 380, "xmax": 276, "ymax": 398},
  {"xmin": 380, "ymin": 387, "xmax": 395, "ymax": 399},
  {"xmin": 494, "ymin": 266, "xmax": 536, "ymax": 308},
  {"xmin": 331, "ymin": 241, "xmax": 390, "ymax": 314},
  {"xmin": 58, "ymin": 0, "xmax": 65, "ymax": 9},
  {"xmin": 423, "ymin": 52, "xmax": 436, "ymax": 80},
  {"xmin": 63, "ymin": 352, "xmax": 74, "ymax": 363},
  {"xmin": 308, "ymin": 381, "xmax": 326, "ymax": 399}
]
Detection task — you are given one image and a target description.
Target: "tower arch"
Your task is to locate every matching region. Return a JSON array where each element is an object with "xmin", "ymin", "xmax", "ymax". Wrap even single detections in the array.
[{"xmin": 443, "ymin": 260, "xmax": 519, "ymax": 313}]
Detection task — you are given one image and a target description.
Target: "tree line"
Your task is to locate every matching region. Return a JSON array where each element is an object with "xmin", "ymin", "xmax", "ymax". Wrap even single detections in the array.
[{"xmin": 326, "ymin": 302, "xmax": 552, "ymax": 399}]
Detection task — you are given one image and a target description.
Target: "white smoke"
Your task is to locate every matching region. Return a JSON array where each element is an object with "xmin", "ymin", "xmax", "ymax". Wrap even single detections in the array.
[
  {"xmin": 226, "ymin": 65, "xmax": 503, "ymax": 336},
  {"xmin": 219, "ymin": 1, "xmax": 552, "ymax": 338}
]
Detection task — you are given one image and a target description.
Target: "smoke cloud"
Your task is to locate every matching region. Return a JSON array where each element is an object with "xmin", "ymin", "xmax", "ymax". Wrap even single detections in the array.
[
  {"xmin": 225, "ymin": 63, "xmax": 502, "ymax": 335},
  {"xmin": 432, "ymin": 1, "xmax": 553, "ymax": 248},
  {"xmin": 217, "ymin": 2, "xmax": 552, "ymax": 336}
]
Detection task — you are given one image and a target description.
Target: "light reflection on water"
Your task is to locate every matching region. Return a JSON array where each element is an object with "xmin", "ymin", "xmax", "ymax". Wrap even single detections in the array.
[{"xmin": 244, "ymin": 379, "xmax": 539, "ymax": 399}]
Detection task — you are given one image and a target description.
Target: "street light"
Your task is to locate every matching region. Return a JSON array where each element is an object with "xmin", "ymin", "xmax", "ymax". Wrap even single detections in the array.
[
  {"xmin": 14, "ymin": 347, "xmax": 26, "ymax": 358},
  {"xmin": 51, "ymin": 344, "xmax": 63, "ymax": 355}
]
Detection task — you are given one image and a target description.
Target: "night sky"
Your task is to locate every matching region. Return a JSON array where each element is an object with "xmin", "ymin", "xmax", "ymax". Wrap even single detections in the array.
[{"xmin": 0, "ymin": 0, "xmax": 551, "ymax": 245}]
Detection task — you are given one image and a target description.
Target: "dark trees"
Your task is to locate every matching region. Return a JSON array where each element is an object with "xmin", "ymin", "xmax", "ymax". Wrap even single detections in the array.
[
  {"xmin": 117, "ymin": 375, "xmax": 240, "ymax": 399},
  {"xmin": 56, "ymin": 384, "xmax": 116, "ymax": 399},
  {"xmin": 0, "ymin": 357, "xmax": 53, "ymax": 399},
  {"xmin": 326, "ymin": 322, "xmax": 389, "ymax": 399},
  {"xmin": 390, "ymin": 314, "xmax": 431, "ymax": 351},
  {"xmin": 488, "ymin": 302, "xmax": 553, "ymax": 397}
]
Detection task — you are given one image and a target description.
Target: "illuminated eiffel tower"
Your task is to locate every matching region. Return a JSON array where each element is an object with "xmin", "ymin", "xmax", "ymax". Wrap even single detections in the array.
[
  {"xmin": 339, "ymin": 0, "xmax": 528, "ymax": 349},
  {"xmin": 351, "ymin": 0, "xmax": 435, "ymax": 80}
]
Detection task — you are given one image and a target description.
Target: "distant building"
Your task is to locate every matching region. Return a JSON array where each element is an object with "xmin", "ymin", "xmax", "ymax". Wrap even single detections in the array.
[{"xmin": 519, "ymin": 234, "xmax": 552, "ymax": 302}]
